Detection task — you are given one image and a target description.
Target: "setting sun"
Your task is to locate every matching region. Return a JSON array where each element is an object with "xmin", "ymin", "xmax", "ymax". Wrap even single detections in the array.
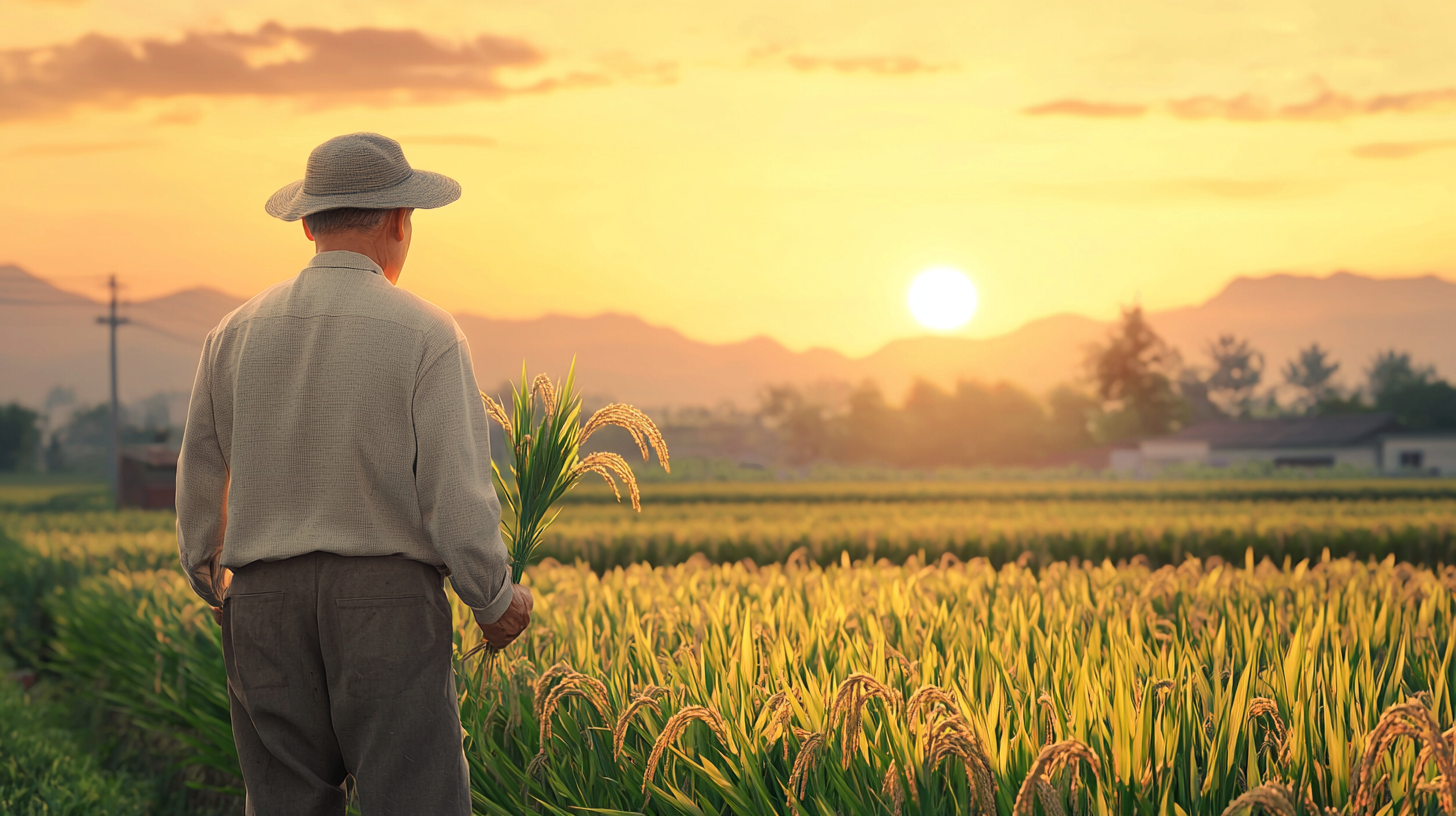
[{"xmin": 907, "ymin": 266, "xmax": 978, "ymax": 332}]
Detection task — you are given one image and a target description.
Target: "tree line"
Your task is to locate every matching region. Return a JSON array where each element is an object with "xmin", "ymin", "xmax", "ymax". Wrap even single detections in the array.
[{"xmin": 757, "ymin": 306, "xmax": 1456, "ymax": 467}]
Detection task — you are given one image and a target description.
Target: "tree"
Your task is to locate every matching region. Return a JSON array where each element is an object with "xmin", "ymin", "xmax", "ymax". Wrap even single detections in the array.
[
  {"xmin": 1203, "ymin": 334, "xmax": 1264, "ymax": 416},
  {"xmin": 757, "ymin": 385, "xmax": 831, "ymax": 465},
  {"xmin": 1367, "ymin": 350, "xmax": 1434, "ymax": 402},
  {"xmin": 1366, "ymin": 351, "xmax": 1456, "ymax": 430},
  {"xmin": 1045, "ymin": 386, "xmax": 1097, "ymax": 452},
  {"xmin": 835, "ymin": 381, "xmax": 901, "ymax": 464},
  {"xmin": 1087, "ymin": 306, "xmax": 1187, "ymax": 439},
  {"xmin": 0, "ymin": 403, "xmax": 40, "ymax": 471},
  {"xmin": 1282, "ymin": 343, "xmax": 1341, "ymax": 412}
]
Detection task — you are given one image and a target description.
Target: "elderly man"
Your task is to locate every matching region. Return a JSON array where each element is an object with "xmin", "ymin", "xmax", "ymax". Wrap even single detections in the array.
[{"xmin": 177, "ymin": 132, "xmax": 531, "ymax": 815}]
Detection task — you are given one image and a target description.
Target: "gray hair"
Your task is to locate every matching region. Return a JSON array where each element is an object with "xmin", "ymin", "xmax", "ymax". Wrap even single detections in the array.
[{"xmin": 303, "ymin": 207, "xmax": 393, "ymax": 236}]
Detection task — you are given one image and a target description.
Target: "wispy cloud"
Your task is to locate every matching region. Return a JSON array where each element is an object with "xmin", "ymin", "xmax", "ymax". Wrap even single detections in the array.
[
  {"xmin": 1023, "ymin": 99, "xmax": 1147, "ymax": 118},
  {"xmin": 1024, "ymin": 83, "xmax": 1456, "ymax": 122},
  {"xmin": 750, "ymin": 46, "xmax": 954, "ymax": 77},
  {"xmin": 1351, "ymin": 139, "xmax": 1456, "ymax": 159},
  {"xmin": 0, "ymin": 22, "xmax": 610, "ymax": 122}
]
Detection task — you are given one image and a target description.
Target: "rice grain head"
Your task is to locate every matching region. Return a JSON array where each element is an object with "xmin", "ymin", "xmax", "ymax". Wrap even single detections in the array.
[
  {"xmin": 532, "ymin": 663, "xmax": 574, "ymax": 721},
  {"xmin": 530, "ymin": 374, "xmax": 558, "ymax": 417},
  {"xmin": 788, "ymin": 730, "xmax": 828, "ymax": 804},
  {"xmin": 1351, "ymin": 699, "xmax": 1456, "ymax": 815},
  {"xmin": 1037, "ymin": 692, "xmax": 1057, "ymax": 746},
  {"xmin": 1013, "ymin": 739, "xmax": 1100, "ymax": 816},
  {"xmin": 582, "ymin": 403, "xmax": 671, "ymax": 472},
  {"xmin": 829, "ymin": 673, "xmax": 901, "ymax": 768},
  {"xmin": 1218, "ymin": 782, "xmax": 1300, "ymax": 816},
  {"xmin": 1247, "ymin": 697, "xmax": 1290, "ymax": 764},
  {"xmin": 570, "ymin": 452, "xmax": 642, "ymax": 511},
  {"xmin": 641, "ymin": 705, "xmax": 731, "ymax": 806},
  {"xmin": 480, "ymin": 391, "xmax": 514, "ymax": 437},
  {"xmin": 882, "ymin": 762, "xmax": 906, "ymax": 816},
  {"xmin": 613, "ymin": 685, "xmax": 671, "ymax": 760}
]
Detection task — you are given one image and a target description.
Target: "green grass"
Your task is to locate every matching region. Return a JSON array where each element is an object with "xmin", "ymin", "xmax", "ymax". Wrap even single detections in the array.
[{"xmin": 0, "ymin": 675, "xmax": 150, "ymax": 816}]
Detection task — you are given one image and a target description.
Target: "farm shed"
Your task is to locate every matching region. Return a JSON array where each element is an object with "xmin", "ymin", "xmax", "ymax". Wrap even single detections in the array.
[
  {"xmin": 120, "ymin": 445, "xmax": 178, "ymax": 510},
  {"xmin": 1380, "ymin": 432, "xmax": 1456, "ymax": 475},
  {"xmin": 1116, "ymin": 413, "xmax": 1418, "ymax": 474}
]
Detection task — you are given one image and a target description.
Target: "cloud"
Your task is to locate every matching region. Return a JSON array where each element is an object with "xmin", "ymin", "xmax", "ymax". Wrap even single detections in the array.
[
  {"xmin": 750, "ymin": 47, "xmax": 953, "ymax": 77},
  {"xmin": 0, "ymin": 22, "xmax": 602, "ymax": 122},
  {"xmin": 11, "ymin": 139, "xmax": 153, "ymax": 157},
  {"xmin": 1351, "ymin": 139, "xmax": 1456, "ymax": 159},
  {"xmin": 1025, "ymin": 83, "xmax": 1456, "ymax": 123},
  {"xmin": 1023, "ymin": 99, "xmax": 1147, "ymax": 118}
]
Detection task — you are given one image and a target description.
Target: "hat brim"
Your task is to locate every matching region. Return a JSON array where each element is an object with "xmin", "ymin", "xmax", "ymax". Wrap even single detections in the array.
[{"xmin": 264, "ymin": 169, "xmax": 462, "ymax": 222}]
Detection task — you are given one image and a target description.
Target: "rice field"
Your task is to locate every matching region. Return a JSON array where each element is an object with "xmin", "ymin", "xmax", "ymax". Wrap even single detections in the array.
[{"xmin": 4, "ymin": 479, "xmax": 1456, "ymax": 815}]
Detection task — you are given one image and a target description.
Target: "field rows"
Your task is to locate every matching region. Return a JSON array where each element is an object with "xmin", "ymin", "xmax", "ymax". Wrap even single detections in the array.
[
  {"xmin": 29, "ymin": 548, "xmax": 1456, "ymax": 815},
  {"xmin": 4, "ymin": 484, "xmax": 1456, "ymax": 814}
]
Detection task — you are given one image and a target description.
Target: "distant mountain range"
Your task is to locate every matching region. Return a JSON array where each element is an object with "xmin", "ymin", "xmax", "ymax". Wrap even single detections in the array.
[{"xmin": 4, "ymin": 264, "xmax": 1455, "ymax": 412}]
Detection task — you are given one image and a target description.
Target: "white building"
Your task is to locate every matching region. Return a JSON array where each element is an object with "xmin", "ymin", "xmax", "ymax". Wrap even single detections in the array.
[{"xmin": 1114, "ymin": 413, "xmax": 1456, "ymax": 475}]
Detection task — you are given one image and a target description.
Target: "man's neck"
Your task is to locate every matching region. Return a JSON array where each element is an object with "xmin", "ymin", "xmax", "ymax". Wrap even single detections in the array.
[{"xmin": 313, "ymin": 238, "xmax": 398, "ymax": 284}]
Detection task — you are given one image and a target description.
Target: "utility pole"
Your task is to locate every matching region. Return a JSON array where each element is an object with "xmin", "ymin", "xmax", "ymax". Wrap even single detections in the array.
[{"xmin": 96, "ymin": 275, "xmax": 129, "ymax": 509}]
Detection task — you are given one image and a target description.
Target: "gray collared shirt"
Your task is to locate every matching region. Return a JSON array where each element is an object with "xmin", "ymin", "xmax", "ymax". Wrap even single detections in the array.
[{"xmin": 176, "ymin": 250, "xmax": 513, "ymax": 621}]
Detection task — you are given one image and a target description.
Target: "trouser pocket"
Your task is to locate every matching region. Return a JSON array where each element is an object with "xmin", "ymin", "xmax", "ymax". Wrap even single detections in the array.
[
  {"xmin": 228, "ymin": 592, "xmax": 288, "ymax": 690},
  {"xmin": 335, "ymin": 594, "xmax": 438, "ymax": 700}
]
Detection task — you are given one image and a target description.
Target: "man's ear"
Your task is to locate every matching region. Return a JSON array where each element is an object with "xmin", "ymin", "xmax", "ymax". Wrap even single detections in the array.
[
  {"xmin": 391, "ymin": 208, "xmax": 409, "ymax": 242},
  {"xmin": 302, "ymin": 218, "xmax": 315, "ymax": 242}
]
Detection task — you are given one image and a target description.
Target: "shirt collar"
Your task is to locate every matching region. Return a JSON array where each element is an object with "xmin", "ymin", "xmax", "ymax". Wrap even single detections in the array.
[{"xmin": 306, "ymin": 250, "xmax": 383, "ymax": 276}]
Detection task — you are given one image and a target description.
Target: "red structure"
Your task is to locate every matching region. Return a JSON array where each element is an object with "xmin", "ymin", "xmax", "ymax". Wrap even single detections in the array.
[{"xmin": 119, "ymin": 445, "xmax": 178, "ymax": 510}]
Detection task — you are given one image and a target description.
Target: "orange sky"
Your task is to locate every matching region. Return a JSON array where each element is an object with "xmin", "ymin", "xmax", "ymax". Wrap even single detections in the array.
[{"xmin": 4, "ymin": 0, "xmax": 1456, "ymax": 355}]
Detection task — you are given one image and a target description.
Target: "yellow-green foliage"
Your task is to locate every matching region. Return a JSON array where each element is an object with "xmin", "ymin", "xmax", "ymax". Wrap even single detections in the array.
[
  {"xmin": 548, "ymin": 496, "xmax": 1456, "ymax": 569},
  {"xmin": 6, "ymin": 484, "xmax": 1456, "ymax": 814},
  {"xmin": 453, "ymin": 553, "xmax": 1456, "ymax": 815}
]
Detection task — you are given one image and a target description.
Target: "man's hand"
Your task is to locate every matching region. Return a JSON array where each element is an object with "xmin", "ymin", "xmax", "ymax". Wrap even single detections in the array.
[{"xmin": 476, "ymin": 584, "xmax": 533, "ymax": 650}]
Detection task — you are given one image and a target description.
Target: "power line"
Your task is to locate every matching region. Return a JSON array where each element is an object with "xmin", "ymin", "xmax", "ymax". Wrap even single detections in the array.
[
  {"xmin": 128, "ymin": 319, "xmax": 196, "ymax": 345},
  {"xmin": 0, "ymin": 297, "xmax": 92, "ymax": 306}
]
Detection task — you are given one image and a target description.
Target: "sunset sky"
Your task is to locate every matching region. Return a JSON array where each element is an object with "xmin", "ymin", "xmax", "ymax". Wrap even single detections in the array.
[{"xmin": 4, "ymin": 0, "xmax": 1456, "ymax": 355}]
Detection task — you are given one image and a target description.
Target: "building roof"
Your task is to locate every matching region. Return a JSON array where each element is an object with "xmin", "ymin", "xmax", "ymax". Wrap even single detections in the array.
[
  {"xmin": 1160, "ymin": 412, "xmax": 1399, "ymax": 450},
  {"xmin": 120, "ymin": 445, "xmax": 179, "ymax": 467}
]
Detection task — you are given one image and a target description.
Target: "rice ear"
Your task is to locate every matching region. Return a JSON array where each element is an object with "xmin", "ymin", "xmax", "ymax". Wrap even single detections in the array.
[
  {"xmin": 530, "ymin": 374, "xmax": 558, "ymax": 417},
  {"xmin": 571, "ymin": 452, "xmax": 642, "ymax": 511},
  {"xmin": 480, "ymin": 391, "xmax": 514, "ymax": 437},
  {"xmin": 582, "ymin": 403, "xmax": 671, "ymax": 473}
]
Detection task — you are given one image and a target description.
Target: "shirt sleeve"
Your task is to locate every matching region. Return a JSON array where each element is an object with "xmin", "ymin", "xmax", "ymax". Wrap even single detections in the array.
[
  {"xmin": 413, "ymin": 335, "xmax": 514, "ymax": 624},
  {"xmin": 176, "ymin": 331, "xmax": 230, "ymax": 608}
]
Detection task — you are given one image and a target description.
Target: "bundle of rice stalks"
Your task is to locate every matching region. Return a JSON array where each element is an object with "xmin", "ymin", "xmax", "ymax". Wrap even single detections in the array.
[
  {"xmin": 467, "ymin": 363, "xmax": 669, "ymax": 662},
  {"xmin": 481, "ymin": 364, "xmax": 670, "ymax": 584}
]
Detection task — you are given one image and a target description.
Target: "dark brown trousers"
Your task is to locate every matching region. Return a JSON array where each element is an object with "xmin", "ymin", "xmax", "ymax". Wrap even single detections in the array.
[{"xmin": 222, "ymin": 552, "xmax": 471, "ymax": 816}]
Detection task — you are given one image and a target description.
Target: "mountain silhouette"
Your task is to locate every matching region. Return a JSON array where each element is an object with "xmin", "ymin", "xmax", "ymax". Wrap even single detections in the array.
[{"xmin": 3, "ymin": 264, "xmax": 1454, "ymax": 410}]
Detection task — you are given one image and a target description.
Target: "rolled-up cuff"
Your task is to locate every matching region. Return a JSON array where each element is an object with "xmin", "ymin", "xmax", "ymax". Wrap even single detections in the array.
[{"xmin": 467, "ymin": 570, "xmax": 514, "ymax": 625}]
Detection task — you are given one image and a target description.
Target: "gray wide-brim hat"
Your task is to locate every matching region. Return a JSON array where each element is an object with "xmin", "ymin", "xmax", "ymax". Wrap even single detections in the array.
[{"xmin": 265, "ymin": 132, "xmax": 461, "ymax": 221}]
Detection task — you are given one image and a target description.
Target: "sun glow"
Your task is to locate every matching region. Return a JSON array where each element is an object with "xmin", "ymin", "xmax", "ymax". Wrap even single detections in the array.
[{"xmin": 907, "ymin": 266, "xmax": 978, "ymax": 331}]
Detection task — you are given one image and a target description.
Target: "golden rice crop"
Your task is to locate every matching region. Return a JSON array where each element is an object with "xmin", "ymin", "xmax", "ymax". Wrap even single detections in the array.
[{"xmin": 449, "ymin": 551, "xmax": 1456, "ymax": 814}]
